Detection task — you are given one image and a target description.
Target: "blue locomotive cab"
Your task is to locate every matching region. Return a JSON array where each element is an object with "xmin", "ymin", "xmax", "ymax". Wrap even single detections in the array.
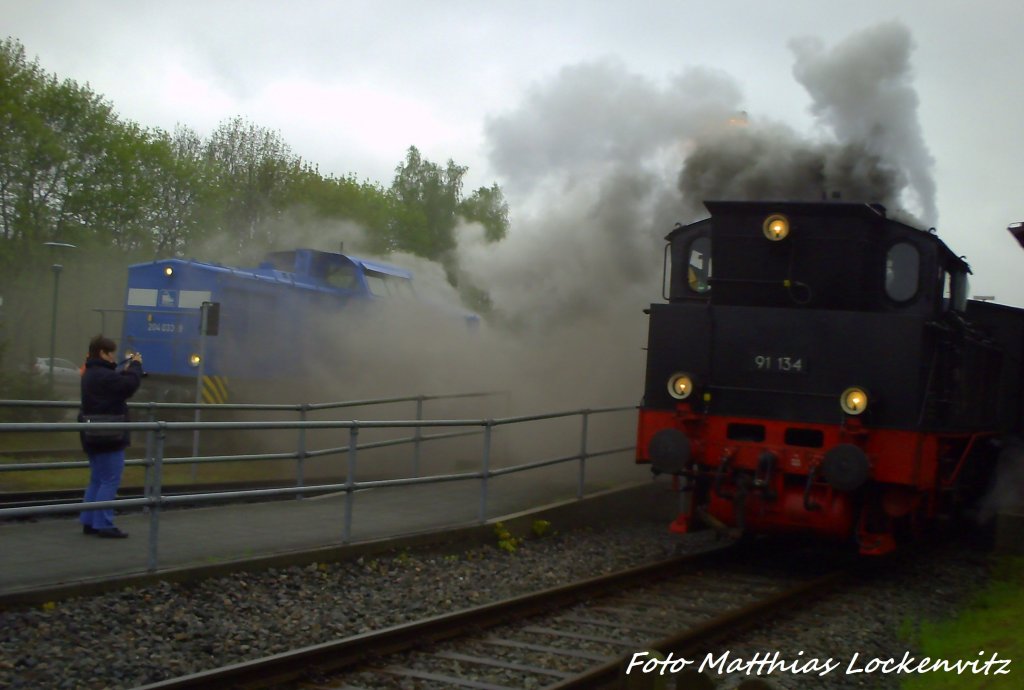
[
  {"xmin": 123, "ymin": 258, "xmax": 221, "ymax": 381},
  {"xmin": 121, "ymin": 248, "xmax": 421, "ymax": 402},
  {"xmin": 261, "ymin": 250, "xmax": 415, "ymax": 298}
]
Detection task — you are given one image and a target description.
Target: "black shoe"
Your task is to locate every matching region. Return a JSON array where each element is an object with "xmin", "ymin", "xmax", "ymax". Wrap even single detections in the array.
[
  {"xmin": 96, "ymin": 527, "xmax": 129, "ymax": 539},
  {"xmin": 83, "ymin": 525, "xmax": 98, "ymax": 535}
]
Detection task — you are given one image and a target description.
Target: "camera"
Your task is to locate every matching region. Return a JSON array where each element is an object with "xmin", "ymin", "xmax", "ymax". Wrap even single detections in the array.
[{"xmin": 118, "ymin": 351, "xmax": 146, "ymax": 376}]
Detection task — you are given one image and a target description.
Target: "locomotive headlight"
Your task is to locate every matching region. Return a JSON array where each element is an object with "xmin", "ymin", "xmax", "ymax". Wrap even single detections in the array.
[
  {"xmin": 763, "ymin": 213, "xmax": 790, "ymax": 241},
  {"xmin": 188, "ymin": 353, "xmax": 202, "ymax": 368},
  {"xmin": 164, "ymin": 266, "xmax": 174, "ymax": 277},
  {"xmin": 667, "ymin": 372, "xmax": 694, "ymax": 400},
  {"xmin": 840, "ymin": 386, "xmax": 869, "ymax": 415}
]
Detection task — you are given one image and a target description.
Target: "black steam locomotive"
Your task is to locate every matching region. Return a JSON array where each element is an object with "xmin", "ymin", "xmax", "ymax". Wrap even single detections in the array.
[{"xmin": 636, "ymin": 200, "xmax": 1024, "ymax": 554}]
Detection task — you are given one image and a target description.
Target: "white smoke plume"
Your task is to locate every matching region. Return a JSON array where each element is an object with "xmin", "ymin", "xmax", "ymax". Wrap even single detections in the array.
[
  {"xmin": 449, "ymin": 61, "xmax": 745, "ymax": 411},
  {"xmin": 461, "ymin": 61, "xmax": 742, "ymax": 334},
  {"xmin": 791, "ymin": 22, "xmax": 937, "ymax": 224}
]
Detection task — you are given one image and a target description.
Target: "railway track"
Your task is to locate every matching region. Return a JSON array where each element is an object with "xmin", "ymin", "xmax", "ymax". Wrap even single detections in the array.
[{"xmin": 132, "ymin": 547, "xmax": 846, "ymax": 690}]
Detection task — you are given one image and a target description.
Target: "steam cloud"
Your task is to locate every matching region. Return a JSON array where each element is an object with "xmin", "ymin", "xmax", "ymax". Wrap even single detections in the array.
[
  {"xmin": 978, "ymin": 438, "xmax": 1024, "ymax": 523},
  {"xmin": 450, "ymin": 21, "xmax": 936, "ymax": 413},
  {"xmin": 209, "ymin": 22, "xmax": 938, "ymax": 422},
  {"xmin": 680, "ymin": 22, "xmax": 936, "ymax": 224}
]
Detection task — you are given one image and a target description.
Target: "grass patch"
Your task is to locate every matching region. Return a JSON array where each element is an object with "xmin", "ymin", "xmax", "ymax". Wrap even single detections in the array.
[
  {"xmin": 901, "ymin": 557, "xmax": 1024, "ymax": 690},
  {"xmin": 0, "ymin": 431, "xmax": 81, "ymax": 453}
]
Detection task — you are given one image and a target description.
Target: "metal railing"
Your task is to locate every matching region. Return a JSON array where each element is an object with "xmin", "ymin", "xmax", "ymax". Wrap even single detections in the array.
[
  {"xmin": 0, "ymin": 397, "xmax": 635, "ymax": 572},
  {"xmin": 1, "ymin": 392, "xmax": 504, "ymax": 485}
]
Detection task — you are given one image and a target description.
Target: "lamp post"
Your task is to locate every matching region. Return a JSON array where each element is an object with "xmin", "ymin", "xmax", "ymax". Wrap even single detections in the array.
[
  {"xmin": 1010, "ymin": 222, "xmax": 1024, "ymax": 250},
  {"xmin": 43, "ymin": 242, "xmax": 77, "ymax": 387}
]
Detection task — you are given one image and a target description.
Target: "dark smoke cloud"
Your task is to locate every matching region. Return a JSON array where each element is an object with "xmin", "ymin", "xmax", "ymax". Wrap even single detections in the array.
[
  {"xmin": 677, "ymin": 125, "xmax": 907, "ymax": 217},
  {"xmin": 679, "ymin": 22, "xmax": 935, "ymax": 225}
]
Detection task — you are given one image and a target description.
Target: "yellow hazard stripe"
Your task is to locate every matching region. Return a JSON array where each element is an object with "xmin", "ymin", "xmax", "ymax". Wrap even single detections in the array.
[{"xmin": 201, "ymin": 375, "xmax": 229, "ymax": 404}]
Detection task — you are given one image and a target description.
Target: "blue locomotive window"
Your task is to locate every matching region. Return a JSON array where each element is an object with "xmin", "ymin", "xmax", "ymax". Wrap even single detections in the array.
[
  {"xmin": 687, "ymin": 236, "xmax": 712, "ymax": 293},
  {"xmin": 264, "ymin": 251, "xmax": 296, "ymax": 272},
  {"xmin": 365, "ymin": 271, "xmax": 414, "ymax": 298},
  {"xmin": 885, "ymin": 242, "xmax": 919, "ymax": 302},
  {"xmin": 366, "ymin": 274, "xmax": 389, "ymax": 297},
  {"xmin": 324, "ymin": 263, "xmax": 357, "ymax": 289},
  {"xmin": 390, "ymin": 277, "xmax": 415, "ymax": 298}
]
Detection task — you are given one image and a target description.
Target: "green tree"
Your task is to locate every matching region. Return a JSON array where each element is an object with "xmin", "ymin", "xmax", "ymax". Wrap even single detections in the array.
[
  {"xmin": 144, "ymin": 125, "xmax": 209, "ymax": 255},
  {"xmin": 388, "ymin": 145, "xmax": 466, "ymax": 259},
  {"xmin": 284, "ymin": 167, "xmax": 395, "ymax": 252},
  {"xmin": 0, "ymin": 38, "xmax": 515, "ymax": 366},
  {"xmin": 0, "ymin": 38, "xmax": 99, "ymax": 255},
  {"xmin": 203, "ymin": 116, "xmax": 303, "ymax": 251},
  {"xmin": 0, "ymin": 38, "xmax": 176, "ymax": 258},
  {"xmin": 460, "ymin": 182, "xmax": 509, "ymax": 243}
]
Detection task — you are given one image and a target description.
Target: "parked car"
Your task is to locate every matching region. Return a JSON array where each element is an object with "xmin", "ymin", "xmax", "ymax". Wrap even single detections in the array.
[{"xmin": 27, "ymin": 356, "xmax": 81, "ymax": 388}]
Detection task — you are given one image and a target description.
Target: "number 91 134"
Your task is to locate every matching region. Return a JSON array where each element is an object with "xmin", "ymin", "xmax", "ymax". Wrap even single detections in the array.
[{"xmin": 750, "ymin": 354, "xmax": 806, "ymax": 373}]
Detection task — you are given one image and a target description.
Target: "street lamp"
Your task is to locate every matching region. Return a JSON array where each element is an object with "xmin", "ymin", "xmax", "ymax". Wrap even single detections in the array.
[
  {"xmin": 43, "ymin": 242, "xmax": 77, "ymax": 387},
  {"xmin": 1010, "ymin": 222, "xmax": 1024, "ymax": 250}
]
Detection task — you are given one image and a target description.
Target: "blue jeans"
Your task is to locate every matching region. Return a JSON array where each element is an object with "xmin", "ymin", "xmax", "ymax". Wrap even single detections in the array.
[{"xmin": 80, "ymin": 449, "xmax": 125, "ymax": 530}]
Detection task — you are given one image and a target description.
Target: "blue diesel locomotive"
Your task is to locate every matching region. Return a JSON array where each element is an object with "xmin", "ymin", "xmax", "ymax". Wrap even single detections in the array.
[{"xmin": 121, "ymin": 248, "xmax": 423, "ymax": 403}]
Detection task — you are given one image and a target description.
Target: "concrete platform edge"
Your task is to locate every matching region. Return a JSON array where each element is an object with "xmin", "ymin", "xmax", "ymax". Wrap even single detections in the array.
[{"xmin": 0, "ymin": 481, "xmax": 665, "ymax": 609}]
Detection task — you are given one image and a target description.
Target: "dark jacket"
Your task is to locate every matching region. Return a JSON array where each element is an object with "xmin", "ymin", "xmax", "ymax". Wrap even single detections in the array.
[{"xmin": 79, "ymin": 358, "xmax": 143, "ymax": 452}]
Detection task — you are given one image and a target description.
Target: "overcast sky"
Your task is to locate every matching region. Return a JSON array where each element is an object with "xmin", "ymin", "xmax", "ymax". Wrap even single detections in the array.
[{"xmin": 5, "ymin": 1, "xmax": 1024, "ymax": 305}]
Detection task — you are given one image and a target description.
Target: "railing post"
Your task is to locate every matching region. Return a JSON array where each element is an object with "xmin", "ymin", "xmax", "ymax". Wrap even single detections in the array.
[
  {"xmin": 143, "ymin": 404, "xmax": 156, "ymax": 511},
  {"xmin": 343, "ymin": 424, "xmax": 358, "ymax": 543},
  {"xmin": 478, "ymin": 420, "xmax": 493, "ymax": 523},
  {"xmin": 190, "ymin": 302, "xmax": 210, "ymax": 482},
  {"xmin": 296, "ymin": 404, "xmax": 308, "ymax": 498},
  {"xmin": 146, "ymin": 425, "xmax": 166, "ymax": 573},
  {"xmin": 412, "ymin": 396, "xmax": 424, "ymax": 477},
  {"xmin": 578, "ymin": 409, "xmax": 590, "ymax": 499}
]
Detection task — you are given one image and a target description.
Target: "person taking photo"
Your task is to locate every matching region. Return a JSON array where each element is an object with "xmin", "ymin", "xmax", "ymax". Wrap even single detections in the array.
[{"xmin": 78, "ymin": 335, "xmax": 143, "ymax": 538}]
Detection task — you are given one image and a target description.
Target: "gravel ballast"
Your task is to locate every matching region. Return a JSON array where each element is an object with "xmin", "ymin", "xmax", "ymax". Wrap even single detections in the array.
[{"xmin": 0, "ymin": 518, "xmax": 992, "ymax": 690}]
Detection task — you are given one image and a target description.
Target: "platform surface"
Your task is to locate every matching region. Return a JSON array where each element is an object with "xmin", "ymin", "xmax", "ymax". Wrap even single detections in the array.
[{"xmin": 0, "ymin": 456, "xmax": 651, "ymax": 595}]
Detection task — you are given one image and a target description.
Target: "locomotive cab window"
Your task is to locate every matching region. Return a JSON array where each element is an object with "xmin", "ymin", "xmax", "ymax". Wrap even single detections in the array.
[
  {"xmin": 687, "ymin": 236, "xmax": 712, "ymax": 294},
  {"xmin": 885, "ymin": 242, "xmax": 920, "ymax": 303},
  {"xmin": 942, "ymin": 269, "xmax": 970, "ymax": 312}
]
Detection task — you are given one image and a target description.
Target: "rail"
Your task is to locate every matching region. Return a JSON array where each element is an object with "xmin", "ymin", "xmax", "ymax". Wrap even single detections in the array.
[
  {"xmin": 0, "ymin": 398, "xmax": 635, "ymax": 573},
  {"xmin": 126, "ymin": 548, "xmax": 846, "ymax": 690}
]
